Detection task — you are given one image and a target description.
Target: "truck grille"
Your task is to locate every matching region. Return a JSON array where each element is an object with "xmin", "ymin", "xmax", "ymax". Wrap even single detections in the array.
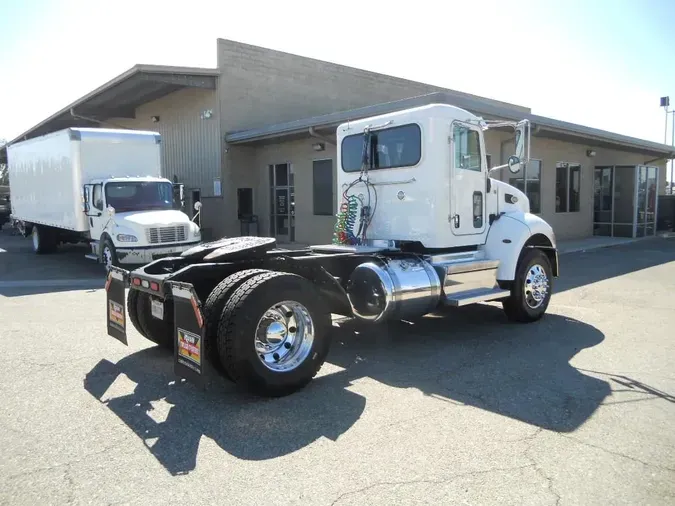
[{"xmin": 146, "ymin": 226, "xmax": 187, "ymax": 244}]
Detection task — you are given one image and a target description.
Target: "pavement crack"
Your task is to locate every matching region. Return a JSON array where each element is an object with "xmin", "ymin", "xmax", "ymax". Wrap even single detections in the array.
[
  {"xmin": 521, "ymin": 429, "xmax": 561, "ymax": 506},
  {"xmin": 64, "ymin": 464, "xmax": 76, "ymax": 505},
  {"xmin": 329, "ymin": 464, "xmax": 535, "ymax": 506},
  {"xmin": 558, "ymin": 434, "xmax": 675, "ymax": 472}
]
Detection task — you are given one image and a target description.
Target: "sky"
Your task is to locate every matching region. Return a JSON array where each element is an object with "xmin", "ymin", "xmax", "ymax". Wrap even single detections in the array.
[{"xmin": 1, "ymin": 0, "xmax": 674, "ymax": 152}]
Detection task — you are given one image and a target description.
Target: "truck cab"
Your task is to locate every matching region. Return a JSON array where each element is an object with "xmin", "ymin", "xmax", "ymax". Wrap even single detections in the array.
[
  {"xmin": 335, "ymin": 103, "xmax": 551, "ymax": 252},
  {"xmin": 83, "ymin": 176, "xmax": 201, "ymax": 267}
]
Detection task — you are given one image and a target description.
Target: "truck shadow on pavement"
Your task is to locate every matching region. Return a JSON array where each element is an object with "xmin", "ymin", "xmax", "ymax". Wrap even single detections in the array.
[{"xmin": 84, "ymin": 304, "xmax": 611, "ymax": 476}]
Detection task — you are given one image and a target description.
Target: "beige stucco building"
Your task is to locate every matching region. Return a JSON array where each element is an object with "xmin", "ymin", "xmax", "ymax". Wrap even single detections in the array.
[{"xmin": 2, "ymin": 38, "xmax": 674, "ymax": 244}]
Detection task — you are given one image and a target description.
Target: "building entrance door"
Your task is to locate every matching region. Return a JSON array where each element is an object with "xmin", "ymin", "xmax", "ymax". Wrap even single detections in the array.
[
  {"xmin": 593, "ymin": 165, "xmax": 659, "ymax": 238},
  {"xmin": 269, "ymin": 162, "xmax": 295, "ymax": 243},
  {"xmin": 636, "ymin": 165, "xmax": 659, "ymax": 237}
]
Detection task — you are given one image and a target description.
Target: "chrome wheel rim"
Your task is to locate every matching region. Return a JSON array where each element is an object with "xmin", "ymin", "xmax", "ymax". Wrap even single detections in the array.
[
  {"xmin": 102, "ymin": 246, "xmax": 113, "ymax": 269},
  {"xmin": 32, "ymin": 228, "xmax": 39, "ymax": 251},
  {"xmin": 524, "ymin": 264, "xmax": 549, "ymax": 309},
  {"xmin": 254, "ymin": 301, "xmax": 315, "ymax": 372}
]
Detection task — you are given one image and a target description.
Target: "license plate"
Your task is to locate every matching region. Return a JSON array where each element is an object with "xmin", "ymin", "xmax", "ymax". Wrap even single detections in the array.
[{"xmin": 151, "ymin": 298, "xmax": 164, "ymax": 320}]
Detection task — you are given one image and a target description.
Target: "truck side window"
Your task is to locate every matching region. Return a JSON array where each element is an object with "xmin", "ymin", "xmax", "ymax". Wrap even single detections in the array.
[
  {"xmin": 92, "ymin": 184, "xmax": 103, "ymax": 210},
  {"xmin": 453, "ymin": 125, "xmax": 482, "ymax": 172}
]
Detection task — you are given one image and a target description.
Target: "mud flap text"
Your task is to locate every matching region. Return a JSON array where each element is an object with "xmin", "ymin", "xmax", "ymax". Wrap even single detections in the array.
[
  {"xmin": 106, "ymin": 268, "xmax": 128, "ymax": 345},
  {"xmin": 169, "ymin": 282, "xmax": 207, "ymax": 389}
]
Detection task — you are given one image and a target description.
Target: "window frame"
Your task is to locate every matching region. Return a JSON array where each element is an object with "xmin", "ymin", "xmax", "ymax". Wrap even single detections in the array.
[
  {"xmin": 508, "ymin": 158, "xmax": 542, "ymax": 214},
  {"xmin": 555, "ymin": 161, "xmax": 581, "ymax": 213},
  {"xmin": 340, "ymin": 122, "xmax": 422, "ymax": 172},
  {"xmin": 92, "ymin": 183, "xmax": 104, "ymax": 211},
  {"xmin": 452, "ymin": 123, "xmax": 483, "ymax": 172},
  {"xmin": 312, "ymin": 157, "xmax": 335, "ymax": 216}
]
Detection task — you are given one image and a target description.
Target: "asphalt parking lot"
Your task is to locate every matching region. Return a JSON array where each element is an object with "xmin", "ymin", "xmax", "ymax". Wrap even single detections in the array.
[{"xmin": 1, "ymin": 229, "xmax": 674, "ymax": 506}]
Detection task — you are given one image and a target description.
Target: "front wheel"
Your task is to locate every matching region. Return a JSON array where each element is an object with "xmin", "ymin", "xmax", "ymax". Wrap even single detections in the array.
[
  {"xmin": 217, "ymin": 271, "xmax": 332, "ymax": 397},
  {"xmin": 502, "ymin": 248, "xmax": 553, "ymax": 323},
  {"xmin": 101, "ymin": 238, "xmax": 118, "ymax": 269}
]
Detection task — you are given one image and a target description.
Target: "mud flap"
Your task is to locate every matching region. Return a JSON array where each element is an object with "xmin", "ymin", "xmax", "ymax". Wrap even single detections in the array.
[
  {"xmin": 105, "ymin": 266, "xmax": 129, "ymax": 345},
  {"xmin": 168, "ymin": 281, "xmax": 207, "ymax": 390}
]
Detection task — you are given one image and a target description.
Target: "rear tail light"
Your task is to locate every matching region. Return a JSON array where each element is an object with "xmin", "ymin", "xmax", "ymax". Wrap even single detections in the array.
[
  {"xmin": 150, "ymin": 281, "xmax": 160, "ymax": 291},
  {"xmin": 132, "ymin": 277, "xmax": 141, "ymax": 286}
]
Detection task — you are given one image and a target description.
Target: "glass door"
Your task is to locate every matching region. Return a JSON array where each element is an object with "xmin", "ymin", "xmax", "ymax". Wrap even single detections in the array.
[
  {"xmin": 635, "ymin": 165, "xmax": 658, "ymax": 237},
  {"xmin": 593, "ymin": 165, "xmax": 641, "ymax": 237},
  {"xmin": 593, "ymin": 166, "xmax": 613, "ymax": 236},
  {"xmin": 269, "ymin": 163, "xmax": 295, "ymax": 243}
]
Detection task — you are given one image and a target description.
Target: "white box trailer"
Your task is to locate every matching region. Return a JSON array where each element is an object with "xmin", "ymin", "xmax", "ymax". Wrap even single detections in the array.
[{"xmin": 7, "ymin": 127, "xmax": 202, "ymax": 266}]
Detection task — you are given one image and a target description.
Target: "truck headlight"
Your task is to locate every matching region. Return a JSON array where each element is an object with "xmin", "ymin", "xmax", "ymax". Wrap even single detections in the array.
[
  {"xmin": 190, "ymin": 223, "xmax": 201, "ymax": 238},
  {"xmin": 117, "ymin": 234, "xmax": 138, "ymax": 242}
]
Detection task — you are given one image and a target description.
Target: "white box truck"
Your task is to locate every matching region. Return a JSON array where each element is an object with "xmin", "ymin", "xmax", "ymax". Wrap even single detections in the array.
[{"xmin": 6, "ymin": 127, "xmax": 203, "ymax": 267}]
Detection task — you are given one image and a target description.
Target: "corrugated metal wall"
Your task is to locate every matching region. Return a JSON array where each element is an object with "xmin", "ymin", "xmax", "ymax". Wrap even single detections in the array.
[{"xmin": 110, "ymin": 87, "xmax": 221, "ymax": 197}]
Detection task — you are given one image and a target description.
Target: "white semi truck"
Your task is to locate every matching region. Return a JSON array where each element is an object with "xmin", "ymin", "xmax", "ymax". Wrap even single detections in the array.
[
  {"xmin": 6, "ymin": 127, "xmax": 202, "ymax": 267},
  {"xmin": 104, "ymin": 102, "xmax": 559, "ymax": 398}
]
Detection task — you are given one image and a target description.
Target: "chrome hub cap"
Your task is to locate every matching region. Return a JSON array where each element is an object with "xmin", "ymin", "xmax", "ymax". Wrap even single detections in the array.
[
  {"xmin": 255, "ymin": 301, "xmax": 314, "ymax": 372},
  {"xmin": 524, "ymin": 264, "xmax": 549, "ymax": 309}
]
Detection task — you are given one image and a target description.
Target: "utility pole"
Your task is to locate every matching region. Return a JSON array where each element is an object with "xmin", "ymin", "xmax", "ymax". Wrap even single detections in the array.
[{"xmin": 661, "ymin": 97, "xmax": 674, "ymax": 194}]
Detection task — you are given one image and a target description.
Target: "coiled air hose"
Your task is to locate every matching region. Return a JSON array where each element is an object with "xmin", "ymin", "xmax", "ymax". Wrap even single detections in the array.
[{"xmin": 332, "ymin": 194, "xmax": 360, "ymax": 245}]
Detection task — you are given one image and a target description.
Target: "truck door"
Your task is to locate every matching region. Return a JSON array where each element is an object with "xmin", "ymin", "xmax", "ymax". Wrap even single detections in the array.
[
  {"xmin": 86, "ymin": 183, "xmax": 106, "ymax": 241},
  {"xmin": 450, "ymin": 121, "xmax": 487, "ymax": 237}
]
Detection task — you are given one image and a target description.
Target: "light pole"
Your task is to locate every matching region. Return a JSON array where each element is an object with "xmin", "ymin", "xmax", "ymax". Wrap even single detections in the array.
[{"xmin": 661, "ymin": 96, "xmax": 674, "ymax": 194}]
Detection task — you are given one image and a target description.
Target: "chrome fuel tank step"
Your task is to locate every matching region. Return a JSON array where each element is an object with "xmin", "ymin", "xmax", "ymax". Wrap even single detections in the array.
[
  {"xmin": 427, "ymin": 252, "xmax": 501, "ymax": 297},
  {"xmin": 443, "ymin": 287, "xmax": 510, "ymax": 307}
]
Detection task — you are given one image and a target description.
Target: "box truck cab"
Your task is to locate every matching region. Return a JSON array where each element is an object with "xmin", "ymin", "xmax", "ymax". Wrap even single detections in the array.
[
  {"xmin": 84, "ymin": 175, "xmax": 202, "ymax": 267},
  {"xmin": 6, "ymin": 127, "xmax": 202, "ymax": 267}
]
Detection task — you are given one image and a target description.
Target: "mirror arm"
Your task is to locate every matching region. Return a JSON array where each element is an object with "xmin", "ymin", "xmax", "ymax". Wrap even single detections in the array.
[{"xmin": 488, "ymin": 163, "xmax": 509, "ymax": 174}]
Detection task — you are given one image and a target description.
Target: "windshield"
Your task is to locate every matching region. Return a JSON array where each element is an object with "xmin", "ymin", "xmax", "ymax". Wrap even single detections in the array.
[
  {"xmin": 104, "ymin": 181, "xmax": 174, "ymax": 212},
  {"xmin": 341, "ymin": 123, "xmax": 422, "ymax": 172}
]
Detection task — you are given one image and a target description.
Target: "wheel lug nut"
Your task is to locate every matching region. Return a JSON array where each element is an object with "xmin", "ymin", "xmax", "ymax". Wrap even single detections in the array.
[
  {"xmin": 288, "ymin": 326, "xmax": 297, "ymax": 333},
  {"xmin": 273, "ymin": 353, "xmax": 280, "ymax": 361},
  {"xmin": 284, "ymin": 342, "xmax": 291, "ymax": 349}
]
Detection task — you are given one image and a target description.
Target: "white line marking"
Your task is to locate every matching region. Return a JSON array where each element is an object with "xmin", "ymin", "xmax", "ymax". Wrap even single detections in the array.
[{"xmin": 0, "ymin": 279, "xmax": 105, "ymax": 289}]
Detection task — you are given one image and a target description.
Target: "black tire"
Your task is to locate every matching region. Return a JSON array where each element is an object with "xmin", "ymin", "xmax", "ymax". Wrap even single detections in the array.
[
  {"xmin": 100, "ymin": 238, "xmax": 119, "ymax": 269},
  {"xmin": 32, "ymin": 225, "xmax": 57, "ymax": 254},
  {"xmin": 502, "ymin": 248, "xmax": 553, "ymax": 323},
  {"xmin": 203, "ymin": 268, "xmax": 271, "ymax": 379},
  {"xmin": 134, "ymin": 291, "xmax": 174, "ymax": 349},
  {"xmin": 217, "ymin": 271, "xmax": 332, "ymax": 397},
  {"xmin": 126, "ymin": 289, "xmax": 148, "ymax": 339}
]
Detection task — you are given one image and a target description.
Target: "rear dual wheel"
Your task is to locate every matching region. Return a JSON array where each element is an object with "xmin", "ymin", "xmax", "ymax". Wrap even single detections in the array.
[
  {"xmin": 127, "ymin": 289, "xmax": 174, "ymax": 349},
  {"xmin": 212, "ymin": 271, "xmax": 332, "ymax": 397}
]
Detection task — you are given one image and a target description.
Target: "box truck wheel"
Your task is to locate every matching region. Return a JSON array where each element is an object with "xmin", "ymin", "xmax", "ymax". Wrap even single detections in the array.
[
  {"xmin": 502, "ymin": 248, "xmax": 553, "ymax": 323},
  {"xmin": 32, "ymin": 225, "xmax": 57, "ymax": 254},
  {"xmin": 216, "ymin": 271, "xmax": 332, "ymax": 397},
  {"xmin": 101, "ymin": 238, "xmax": 119, "ymax": 269}
]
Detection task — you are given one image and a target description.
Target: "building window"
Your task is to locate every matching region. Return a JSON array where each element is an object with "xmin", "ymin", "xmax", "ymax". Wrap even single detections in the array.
[
  {"xmin": 341, "ymin": 123, "xmax": 421, "ymax": 172},
  {"xmin": 556, "ymin": 162, "xmax": 581, "ymax": 213},
  {"xmin": 509, "ymin": 159, "xmax": 541, "ymax": 214},
  {"xmin": 453, "ymin": 124, "xmax": 482, "ymax": 171},
  {"xmin": 312, "ymin": 159, "xmax": 334, "ymax": 216}
]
